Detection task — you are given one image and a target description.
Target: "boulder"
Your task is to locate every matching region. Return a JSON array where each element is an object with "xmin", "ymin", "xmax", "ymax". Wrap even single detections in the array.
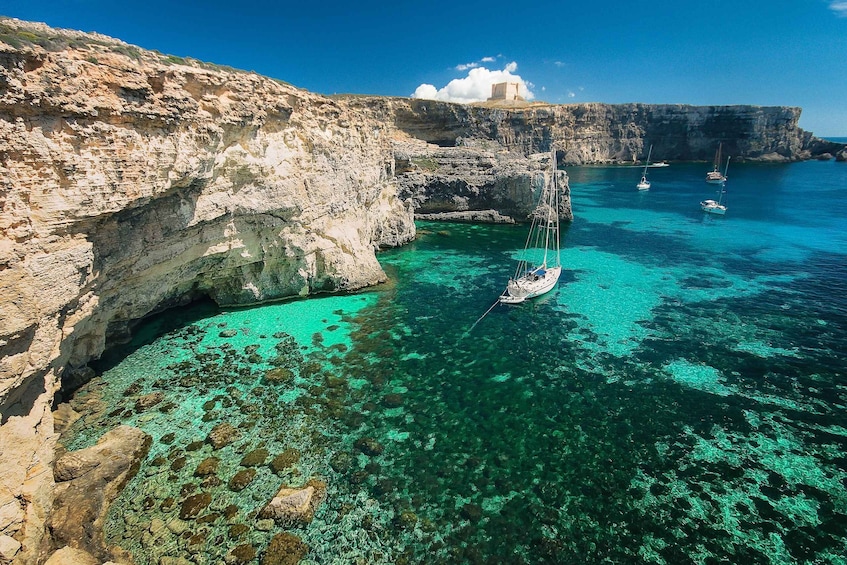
[
  {"xmin": 208, "ymin": 423, "xmax": 239, "ymax": 449},
  {"xmin": 258, "ymin": 479, "xmax": 327, "ymax": 527},
  {"xmin": 261, "ymin": 532, "xmax": 308, "ymax": 565},
  {"xmin": 134, "ymin": 392, "xmax": 164, "ymax": 411},
  {"xmin": 46, "ymin": 426, "xmax": 151, "ymax": 561},
  {"xmin": 53, "ymin": 452, "xmax": 101, "ymax": 482}
]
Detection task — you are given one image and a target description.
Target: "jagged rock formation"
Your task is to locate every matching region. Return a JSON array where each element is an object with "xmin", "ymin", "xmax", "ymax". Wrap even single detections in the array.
[{"xmin": 391, "ymin": 140, "xmax": 572, "ymax": 222}]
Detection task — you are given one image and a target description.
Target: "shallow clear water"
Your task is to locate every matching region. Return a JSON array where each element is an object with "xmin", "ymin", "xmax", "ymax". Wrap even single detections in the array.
[{"xmin": 65, "ymin": 161, "xmax": 847, "ymax": 564}]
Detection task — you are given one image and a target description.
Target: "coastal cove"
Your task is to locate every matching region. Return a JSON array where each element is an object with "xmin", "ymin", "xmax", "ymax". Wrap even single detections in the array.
[
  {"xmin": 2, "ymin": 16, "xmax": 847, "ymax": 565},
  {"xmin": 59, "ymin": 161, "xmax": 847, "ymax": 564}
]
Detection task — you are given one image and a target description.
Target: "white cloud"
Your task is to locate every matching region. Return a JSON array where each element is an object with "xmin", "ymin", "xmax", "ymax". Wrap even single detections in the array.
[
  {"xmin": 554, "ymin": 61, "xmax": 566, "ymax": 67},
  {"xmin": 412, "ymin": 61, "xmax": 535, "ymax": 104},
  {"xmin": 455, "ymin": 62, "xmax": 480, "ymax": 71},
  {"xmin": 481, "ymin": 56, "xmax": 496, "ymax": 63},
  {"xmin": 567, "ymin": 91, "xmax": 576, "ymax": 98},
  {"xmin": 830, "ymin": 1, "xmax": 847, "ymax": 16}
]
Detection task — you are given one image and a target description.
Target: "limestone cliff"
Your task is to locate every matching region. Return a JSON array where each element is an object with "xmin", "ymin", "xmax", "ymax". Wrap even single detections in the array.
[
  {"xmin": 0, "ymin": 18, "xmax": 414, "ymax": 563},
  {"xmin": 381, "ymin": 97, "xmax": 840, "ymax": 163},
  {"xmin": 391, "ymin": 138, "xmax": 573, "ymax": 222}
]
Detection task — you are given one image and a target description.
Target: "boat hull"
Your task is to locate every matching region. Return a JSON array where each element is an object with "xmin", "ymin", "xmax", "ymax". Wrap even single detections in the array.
[
  {"xmin": 705, "ymin": 178, "xmax": 726, "ymax": 185},
  {"xmin": 637, "ymin": 181, "xmax": 651, "ymax": 190},
  {"xmin": 500, "ymin": 266, "xmax": 562, "ymax": 304},
  {"xmin": 700, "ymin": 200, "xmax": 727, "ymax": 215}
]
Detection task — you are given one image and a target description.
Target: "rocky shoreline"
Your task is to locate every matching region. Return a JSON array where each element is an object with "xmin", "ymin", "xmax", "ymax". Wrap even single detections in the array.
[{"xmin": 0, "ymin": 16, "xmax": 845, "ymax": 565}]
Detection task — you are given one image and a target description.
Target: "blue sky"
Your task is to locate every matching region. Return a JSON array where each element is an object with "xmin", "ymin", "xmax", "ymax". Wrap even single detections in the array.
[{"xmin": 3, "ymin": 0, "xmax": 846, "ymax": 136}]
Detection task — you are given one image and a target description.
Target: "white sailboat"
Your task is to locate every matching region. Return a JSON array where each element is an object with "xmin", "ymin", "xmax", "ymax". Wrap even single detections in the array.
[
  {"xmin": 701, "ymin": 156, "xmax": 730, "ymax": 215},
  {"xmin": 637, "ymin": 144, "xmax": 652, "ymax": 190},
  {"xmin": 706, "ymin": 143, "xmax": 727, "ymax": 184},
  {"xmin": 499, "ymin": 150, "xmax": 563, "ymax": 304}
]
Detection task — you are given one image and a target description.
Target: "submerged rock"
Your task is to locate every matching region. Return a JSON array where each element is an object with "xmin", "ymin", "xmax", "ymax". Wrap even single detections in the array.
[
  {"xmin": 354, "ymin": 437, "xmax": 384, "ymax": 456},
  {"xmin": 329, "ymin": 452, "xmax": 353, "ymax": 474},
  {"xmin": 261, "ymin": 532, "xmax": 309, "ymax": 565},
  {"xmin": 179, "ymin": 493, "xmax": 212, "ymax": 520},
  {"xmin": 241, "ymin": 448, "xmax": 269, "ymax": 467},
  {"xmin": 460, "ymin": 503, "xmax": 483, "ymax": 522},
  {"xmin": 264, "ymin": 367, "xmax": 295, "ymax": 384},
  {"xmin": 258, "ymin": 479, "xmax": 327, "ymax": 526},
  {"xmin": 270, "ymin": 449, "xmax": 301, "ymax": 473},
  {"xmin": 382, "ymin": 393, "xmax": 405, "ymax": 408},
  {"xmin": 135, "ymin": 392, "xmax": 164, "ymax": 411},
  {"xmin": 227, "ymin": 543, "xmax": 256, "ymax": 564},
  {"xmin": 208, "ymin": 423, "xmax": 239, "ymax": 449},
  {"xmin": 228, "ymin": 468, "xmax": 257, "ymax": 492},
  {"xmin": 194, "ymin": 457, "xmax": 220, "ymax": 477}
]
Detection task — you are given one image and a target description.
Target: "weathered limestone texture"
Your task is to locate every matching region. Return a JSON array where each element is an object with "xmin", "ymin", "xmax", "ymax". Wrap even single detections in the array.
[
  {"xmin": 0, "ymin": 18, "xmax": 413, "ymax": 563},
  {"xmin": 383, "ymin": 97, "xmax": 841, "ymax": 163},
  {"xmin": 392, "ymin": 141, "xmax": 572, "ymax": 222}
]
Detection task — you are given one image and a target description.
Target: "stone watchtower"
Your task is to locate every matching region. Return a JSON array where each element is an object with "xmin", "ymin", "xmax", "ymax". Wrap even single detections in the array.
[{"xmin": 488, "ymin": 82, "xmax": 524, "ymax": 101}]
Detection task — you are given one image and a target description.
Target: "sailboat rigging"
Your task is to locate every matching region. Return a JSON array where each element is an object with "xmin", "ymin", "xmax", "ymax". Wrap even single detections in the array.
[
  {"xmin": 637, "ymin": 144, "xmax": 652, "ymax": 190},
  {"xmin": 701, "ymin": 155, "xmax": 730, "ymax": 215},
  {"xmin": 499, "ymin": 150, "xmax": 563, "ymax": 304},
  {"xmin": 706, "ymin": 143, "xmax": 727, "ymax": 184}
]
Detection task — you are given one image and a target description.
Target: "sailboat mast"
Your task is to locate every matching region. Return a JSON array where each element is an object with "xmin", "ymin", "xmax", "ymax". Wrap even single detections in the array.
[
  {"xmin": 554, "ymin": 151, "xmax": 561, "ymax": 267},
  {"xmin": 541, "ymin": 161, "xmax": 551, "ymax": 267},
  {"xmin": 718, "ymin": 156, "xmax": 730, "ymax": 205},
  {"xmin": 644, "ymin": 144, "xmax": 653, "ymax": 174}
]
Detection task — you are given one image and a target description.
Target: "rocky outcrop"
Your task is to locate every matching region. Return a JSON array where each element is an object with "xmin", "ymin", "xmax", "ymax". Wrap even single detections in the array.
[
  {"xmin": 258, "ymin": 478, "xmax": 327, "ymax": 527},
  {"xmin": 45, "ymin": 425, "xmax": 150, "ymax": 563},
  {"xmin": 0, "ymin": 18, "xmax": 413, "ymax": 564},
  {"xmin": 392, "ymin": 140, "xmax": 572, "ymax": 222}
]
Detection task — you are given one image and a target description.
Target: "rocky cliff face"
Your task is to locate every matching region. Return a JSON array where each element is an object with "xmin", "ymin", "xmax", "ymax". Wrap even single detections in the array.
[
  {"xmin": 391, "ymin": 138, "xmax": 573, "ymax": 222},
  {"xmin": 0, "ymin": 19, "xmax": 414, "ymax": 563},
  {"xmin": 384, "ymin": 98, "xmax": 838, "ymax": 164}
]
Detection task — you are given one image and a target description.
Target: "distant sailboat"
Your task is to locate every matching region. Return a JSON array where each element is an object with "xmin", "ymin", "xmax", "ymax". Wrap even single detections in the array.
[
  {"xmin": 637, "ymin": 145, "xmax": 652, "ymax": 190},
  {"xmin": 706, "ymin": 143, "xmax": 727, "ymax": 184},
  {"xmin": 701, "ymin": 156, "xmax": 730, "ymax": 215},
  {"xmin": 499, "ymin": 150, "xmax": 562, "ymax": 304}
]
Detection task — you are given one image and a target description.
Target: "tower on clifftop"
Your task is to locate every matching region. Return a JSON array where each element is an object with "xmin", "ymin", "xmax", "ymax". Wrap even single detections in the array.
[{"xmin": 488, "ymin": 82, "xmax": 524, "ymax": 101}]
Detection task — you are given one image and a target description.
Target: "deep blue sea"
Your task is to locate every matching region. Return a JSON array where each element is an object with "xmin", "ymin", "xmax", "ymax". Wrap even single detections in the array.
[{"xmin": 67, "ymin": 160, "xmax": 847, "ymax": 564}]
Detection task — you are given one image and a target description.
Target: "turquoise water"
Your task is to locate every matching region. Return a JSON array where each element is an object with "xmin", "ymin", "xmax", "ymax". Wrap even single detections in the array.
[{"xmin": 65, "ymin": 161, "xmax": 847, "ymax": 564}]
